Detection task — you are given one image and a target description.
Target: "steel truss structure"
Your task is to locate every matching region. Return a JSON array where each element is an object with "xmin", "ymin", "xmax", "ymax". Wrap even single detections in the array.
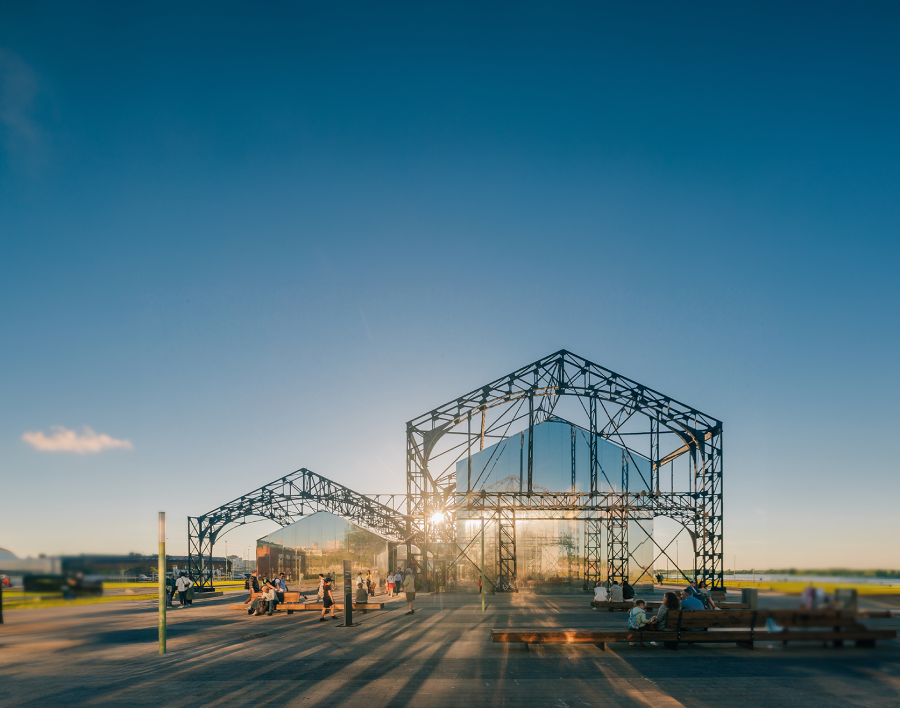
[
  {"xmin": 187, "ymin": 349, "xmax": 723, "ymax": 593},
  {"xmin": 407, "ymin": 349, "xmax": 724, "ymax": 590},
  {"xmin": 187, "ymin": 469, "xmax": 410, "ymax": 589}
]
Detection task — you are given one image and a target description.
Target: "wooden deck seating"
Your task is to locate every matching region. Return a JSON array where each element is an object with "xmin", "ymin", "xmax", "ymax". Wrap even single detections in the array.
[
  {"xmin": 229, "ymin": 592, "xmax": 385, "ymax": 615},
  {"xmin": 590, "ymin": 600, "xmax": 749, "ymax": 611},
  {"xmin": 493, "ymin": 609, "xmax": 896, "ymax": 650}
]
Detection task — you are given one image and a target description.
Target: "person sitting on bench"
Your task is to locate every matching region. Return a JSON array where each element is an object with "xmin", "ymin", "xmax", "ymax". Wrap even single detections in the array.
[
  {"xmin": 648, "ymin": 591, "xmax": 680, "ymax": 631},
  {"xmin": 628, "ymin": 599, "xmax": 650, "ymax": 645},
  {"xmin": 609, "ymin": 581, "xmax": 624, "ymax": 602},
  {"xmin": 592, "ymin": 582, "xmax": 608, "ymax": 607},
  {"xmin": 356, "ymin": 582, "xmax": 369, "ymax": 613},
  {"xmin": 680, "ymin": 587, "xmax": 705, "ymax": 611},
  {"xmin": 622, "ymin": 580, "xmax": 634, "ymax": 600},
  {"xmin": 695, "ymin": 581, "xmax": 718, "ymax": 609},
  {"xmin": 247, "ymin": 584, "xmax": 276, "ymax": 616},
  {"xmin": 262, "ymin": 584, "xmax": 278, "ymax": 615}
]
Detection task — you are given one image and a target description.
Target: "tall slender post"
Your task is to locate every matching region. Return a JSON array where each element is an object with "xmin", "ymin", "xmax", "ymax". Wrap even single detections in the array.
[
  {"xmin": 481, "ymin": 512, "xmax": 485, "ymax": 614},
  {"xmin": 158, "ymin": 511, "xmax": 166, "ymax": 655},
  {"xmin": 467, "ymin": 412, "xmax": 472, "ymax": 492},
  {"xmin": 527, "ymin": 394, "xmax": 534, "ymax": 495}
]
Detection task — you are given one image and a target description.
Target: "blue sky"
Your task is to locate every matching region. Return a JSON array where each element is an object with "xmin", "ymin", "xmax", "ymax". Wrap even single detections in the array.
[{"xmin": 1, "ymin": 2, "xmax": 898, "ymax": 568}]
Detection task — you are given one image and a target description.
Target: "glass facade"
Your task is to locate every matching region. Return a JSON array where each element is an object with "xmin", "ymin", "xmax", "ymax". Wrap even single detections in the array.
[
  {"xmin": 257, "ymin": 511, "xmax": 393, "ymax": 585},
  {"xmin": 454, "ymin": 419, "xmax": 654, "ymax": 591}
]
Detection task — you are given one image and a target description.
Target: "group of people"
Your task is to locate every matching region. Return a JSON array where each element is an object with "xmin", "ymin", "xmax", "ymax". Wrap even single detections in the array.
[
  {"xmin": 245, "ymin": 571, "xmax": 301, "ymax": 616},
  {"xmin": 386, "ymin": 568, "xmax": 418, "ymax": 614},
  {"xmin": 164, "ymin": 572, "xmax": 195, "ymax": 609},
  {"xmin": 243, "ymin": 566, "xmax": 422, "ymax": 622},
  {"xmin": 592, "ymin": 579, "xmax": 636, "ymax": 603},
  {"xmin": 624, "ymin": 580, "xmax": 720, "ymax": 646}
]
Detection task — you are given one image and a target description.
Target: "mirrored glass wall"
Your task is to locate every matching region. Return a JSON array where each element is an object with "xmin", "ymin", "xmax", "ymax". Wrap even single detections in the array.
[{"xmin": 454, "ymin": 419, "xmax": 655, "ymax": 592}]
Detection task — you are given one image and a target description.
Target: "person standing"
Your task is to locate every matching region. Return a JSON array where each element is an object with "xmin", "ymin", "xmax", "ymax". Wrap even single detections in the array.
[
  {"xmin": 165, "ymin": 573, "xmax": 176, "ymax": 608},
  {"xmin": 317, "ymin": 574, "xmax": 325, "ymax": 602},
  {"xmin": 175, "ymin": 572, "xmax": 193, "ymax": 608},
  {"xmin": 320, "ymin": 575, "xmax": 336, "ymax": 621},
  {"xmin": 387, "ymin": 572, "xmax": 394, "ymax": 597},
  {"xmin": 274, "ymin": 573, "xmax": 288, "ymax": 604},
  {"xmin": 403, "ymin": 568, "xmax": 416, "ymax": 615},
  {"xmin": 245, "ymin": 571, "xmax": 260, "ymax": 603},
  {"xmin": 393, "ymin": 570, "xmax": 402, "ymax": 597}
]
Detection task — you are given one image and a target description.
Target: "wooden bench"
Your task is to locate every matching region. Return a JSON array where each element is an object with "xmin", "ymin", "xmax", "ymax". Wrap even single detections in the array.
[
  {"xmin": 229, "ymin": 593, "xmax": 385, "ymax": 615},
  {"xmin": 590, "ymin": 600, "xmax": 749, "ymax": 611},
  {"xmin": 493, "ymin": 609, "xmax": 896, "ymax": 650}
]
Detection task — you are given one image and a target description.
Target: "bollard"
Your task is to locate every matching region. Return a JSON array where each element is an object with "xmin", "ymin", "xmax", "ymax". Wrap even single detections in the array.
[
  {"xmin": 158, "ymin": 511, "xmax": 166, "ymax": 654},
  {"xmin": 835, "ymin": 588, "xmax": 858, "ymax": 612},
  {"xmin": 741, "ymin": 587, "xmax": 758, "ymax": 610}
]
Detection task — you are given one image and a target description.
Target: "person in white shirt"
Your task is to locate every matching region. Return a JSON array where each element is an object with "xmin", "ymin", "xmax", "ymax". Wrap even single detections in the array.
[
  {"xmin": 592, "ymin": 582, "xmax": 608, "ymax": 609},
  {"xmin": 175, "ymin": 573, "xmax": 193, "ymax": 608},
  {"xmin": 260, "ymin": 585, "xmax": 277, "ymax": 616}
]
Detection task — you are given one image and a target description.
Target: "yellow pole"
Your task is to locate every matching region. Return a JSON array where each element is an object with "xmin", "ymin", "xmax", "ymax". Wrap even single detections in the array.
[{"xmin": 158, "ymin": 511, "xmax": 166, "ymax": 654}]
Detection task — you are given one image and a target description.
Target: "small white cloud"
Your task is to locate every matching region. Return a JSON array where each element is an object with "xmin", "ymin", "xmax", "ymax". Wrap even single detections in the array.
[{"xmin": 22, "ymin": 426, "xmax": 134, "ymax": 454}]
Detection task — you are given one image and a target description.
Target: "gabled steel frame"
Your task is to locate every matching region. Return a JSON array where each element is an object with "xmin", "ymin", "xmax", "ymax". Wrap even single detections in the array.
[
  {"xmin": 406, "ymin": 349, "xmax": 724, "ymax": 590},
  {"xmin": 187, "ymin": 468, "xmax": 410, "ymax": 589}
]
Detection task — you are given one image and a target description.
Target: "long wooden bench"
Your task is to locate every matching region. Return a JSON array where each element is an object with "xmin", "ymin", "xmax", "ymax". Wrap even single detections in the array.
[
  {"xmin": 590, "ymin": 600, "xmax": 749, "ymax": 611},
  {"xmin": 229, "ymin": 593, "xmax": 385, "ymax": 615},
  {"xmin": 493, "ymin": 609, "xmax": 896, "ymax": 650}
]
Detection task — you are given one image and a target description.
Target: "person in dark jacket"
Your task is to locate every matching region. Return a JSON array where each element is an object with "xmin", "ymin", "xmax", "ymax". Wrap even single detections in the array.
[
  {"xmin": 622, "ymin": 580, "xmax": 635, "ymax": 600},
  {"xmin": 245, "ymin": 572, "xmax": 260, "ymax": 603}
]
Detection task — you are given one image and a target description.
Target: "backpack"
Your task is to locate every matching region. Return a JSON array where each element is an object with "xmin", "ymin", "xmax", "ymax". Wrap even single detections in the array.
[{"xmin": 627, "ymin": 608, "xmax": 645, "ymax": 629}]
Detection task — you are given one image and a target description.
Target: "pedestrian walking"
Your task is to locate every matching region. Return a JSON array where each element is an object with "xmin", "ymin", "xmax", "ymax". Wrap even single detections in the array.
[
  {"xmin": 387, "ymin": 573, "xmax": 394, "ymax": 597},
  {"xmin": 393, "ymin": 570, "xmax": 402, "ymax": 597},
  {"xmin": 403, "ymin": 568, "xmax": 416, "ymax": 615},
  {"xmin": 175, "ymin": 572, "xmax": 193, "ymax": 608},
  {"xmin": 320, "ymin": 575, "xmax": 336, "ymax": 621},
  {"xmin": 317, "ymin": 574, "xmax": 325, "ymax": 602}
]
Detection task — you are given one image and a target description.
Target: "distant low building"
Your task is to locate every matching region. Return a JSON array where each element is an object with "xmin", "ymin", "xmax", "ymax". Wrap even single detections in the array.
[
  {"xmin": 0, "ymin": 548, "xmax": 61, "ymax": 575},
  {"xmin": 60, "ymin": 554, "xmax": 230, "ymax": 577}
]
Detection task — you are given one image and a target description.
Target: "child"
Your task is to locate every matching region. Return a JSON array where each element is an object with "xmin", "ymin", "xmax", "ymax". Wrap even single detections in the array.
[{"xmin": 627, "ymin": 599, "xmax": 650, "ymax": 645}]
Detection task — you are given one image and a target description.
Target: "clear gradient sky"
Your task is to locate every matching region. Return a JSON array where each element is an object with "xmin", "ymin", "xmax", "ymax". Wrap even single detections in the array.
[{"xmin": 1, "ymin": 2, "xmax": 898, "ymax": 569}]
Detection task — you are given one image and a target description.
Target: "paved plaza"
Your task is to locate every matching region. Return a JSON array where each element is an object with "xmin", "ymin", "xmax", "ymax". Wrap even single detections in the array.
[{"xmin": 1, "ymin": 590, "xmax": 898, "ymax": 707}]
